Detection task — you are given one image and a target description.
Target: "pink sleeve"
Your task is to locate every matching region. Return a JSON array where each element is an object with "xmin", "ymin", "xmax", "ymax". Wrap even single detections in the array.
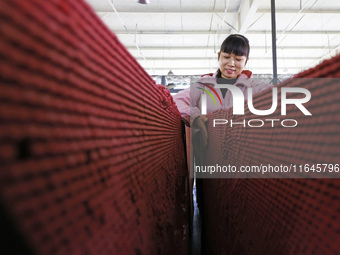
[
  {"xmin": 253, "ymin": 80, "xmax": 273, "ymax": 94},
  {"xmin": 173, "ymin": 88, "xmax": 191, "ymax": 117},
  {"xmin": 239, "ymin": 78, "xmax": 272, "ymax": 94},
  {"xmin": 173, "ymin": 86, "xmax": 202, "ymax": 127}
]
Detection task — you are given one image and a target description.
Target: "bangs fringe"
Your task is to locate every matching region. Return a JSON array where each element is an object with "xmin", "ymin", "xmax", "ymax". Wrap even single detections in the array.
[{"xmin": 220, "ymin": 36, "xmax": 250, "ymax": 58}]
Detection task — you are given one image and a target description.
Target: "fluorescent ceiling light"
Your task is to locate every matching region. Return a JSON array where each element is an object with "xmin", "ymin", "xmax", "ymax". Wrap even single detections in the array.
[{"xmin": 138, "ymin": 0, "xmax": 150, "ymax": 4}]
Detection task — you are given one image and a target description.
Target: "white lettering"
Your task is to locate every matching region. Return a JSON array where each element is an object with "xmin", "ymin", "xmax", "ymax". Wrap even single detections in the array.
[
  {"xmin": 281, "ymin": 119, "xmax": 298, "ymax": 127},
  {"xmin": 248, "ymin": 87, "xmax": 278, "ymax": 115},
  {"xmin": 281, "ymin": 88, "xmax": 312, "ymax": 116},
  {"xmin": 230, "ymin": 119, "xmax": 246, "ymax": 127},
  {"xmin": 213, "ymin": 119, "xmax": 228, "ymax": 127},
  {"xmin": 248, "ymin": 119, "xmax": 264, "ymax": 127}
]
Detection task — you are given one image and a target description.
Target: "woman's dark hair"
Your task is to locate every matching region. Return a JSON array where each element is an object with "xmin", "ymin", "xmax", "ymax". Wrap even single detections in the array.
[{"xmin": 218, "ymin": 34, "xmax": 250, "ymax": 59}]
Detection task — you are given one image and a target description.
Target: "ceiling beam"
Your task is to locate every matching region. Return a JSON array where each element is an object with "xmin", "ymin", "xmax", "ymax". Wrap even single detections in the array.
[
  {"xmin": 96, "ymin": 9, "xmax": 340, "ymax": 14},
  {"xmin": 238, "ymin": 0, "xmax": 262, "ymax": 33},
  {"xmin": 258, "ymin": 9, "xmax": 340, "ymax": 14},
  {"xmin": 133, "ymin": 57, "xmax": 320, "ymax": 61},
  {"xmin": 114, "ymin": 30, "xmax": 340, "ymax": 35},
  {"xmin": 125, "ymin": 46, "xmax": 338, "ymax": 50}
]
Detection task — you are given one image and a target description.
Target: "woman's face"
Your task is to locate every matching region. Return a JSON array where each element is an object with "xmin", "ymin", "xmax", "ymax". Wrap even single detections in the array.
[{"xmin": 218, "ymin": 52, "xmax": 248, "ymax": 79}]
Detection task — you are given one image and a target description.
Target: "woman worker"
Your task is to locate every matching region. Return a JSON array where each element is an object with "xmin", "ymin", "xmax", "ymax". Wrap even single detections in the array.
[
  {"xmin": 174, "ymin": 34, "xmax": 272, "ymax": 144},
  {"xmin": 173, "ymin": 34, "xmax": 272, "ymax": 218}
]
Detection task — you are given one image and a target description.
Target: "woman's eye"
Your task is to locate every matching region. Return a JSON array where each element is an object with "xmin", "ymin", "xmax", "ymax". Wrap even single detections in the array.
[
  {"xmin": 224, "ymin": 56, "xmax": 230, "ymax": 59},
  {"xmin": 236, "ymin": 59, "xmax": 241, "ymax": 61}
]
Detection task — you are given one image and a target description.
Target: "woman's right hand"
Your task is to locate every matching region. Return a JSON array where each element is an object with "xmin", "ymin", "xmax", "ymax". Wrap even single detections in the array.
[{"xmin": 193, "ymin": 115, "xmax": 209, "ymax": 147}]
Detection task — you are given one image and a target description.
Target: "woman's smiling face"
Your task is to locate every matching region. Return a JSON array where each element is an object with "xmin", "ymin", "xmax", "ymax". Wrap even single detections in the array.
[{"xmin": 218, "ymin": 52, "xmax": 248, "ymax": 79}]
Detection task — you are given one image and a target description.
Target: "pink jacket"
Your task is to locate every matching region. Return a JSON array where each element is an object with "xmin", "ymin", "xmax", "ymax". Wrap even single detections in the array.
[{"xmin": 173, "ymin": 70, "xmax": 272, "ymax": 126}]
